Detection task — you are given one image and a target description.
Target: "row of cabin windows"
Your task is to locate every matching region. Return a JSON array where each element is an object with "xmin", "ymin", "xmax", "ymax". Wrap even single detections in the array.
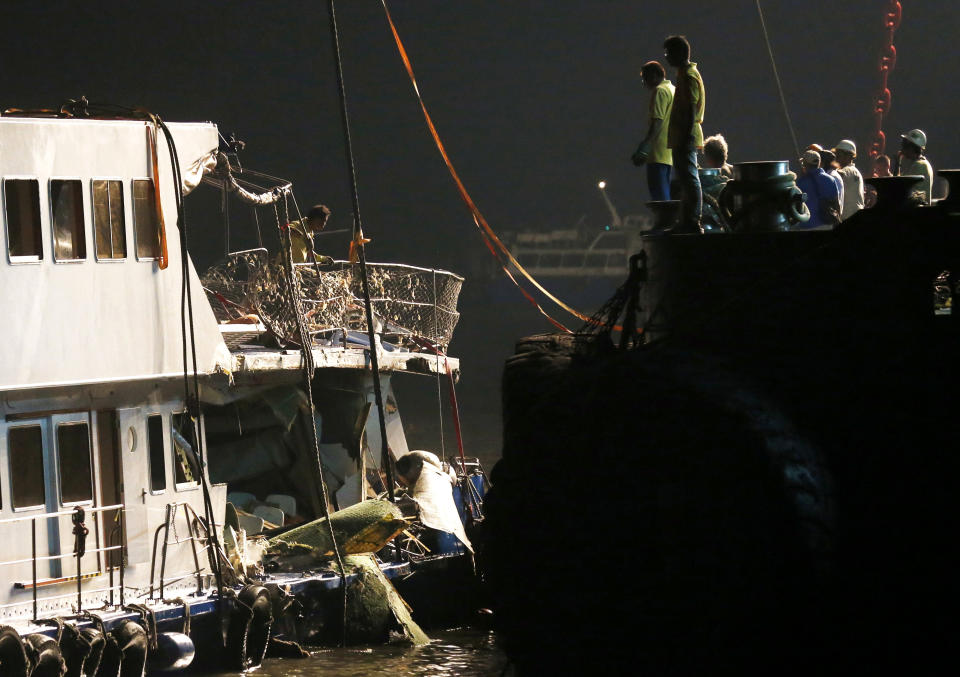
[
  {"xmin": 2, "ymin": 413, "xmax": 198, "ymax": 510},
  {"xmin": 4, "ymin": 178, "xmax": 161, "ymax": 263}
]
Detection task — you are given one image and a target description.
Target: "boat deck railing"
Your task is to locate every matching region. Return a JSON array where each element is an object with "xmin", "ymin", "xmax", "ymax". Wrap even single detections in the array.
[
  {"xmin": 202, "ymin": 249, "xmax": 463, "ymax": 350},
  {"xmin": 148, "ymin": 501, "xmax": 210, "ymax": 601},
  {"xmin": 0, "ymin": 503, "xmax": 124, "ymax": 620}
]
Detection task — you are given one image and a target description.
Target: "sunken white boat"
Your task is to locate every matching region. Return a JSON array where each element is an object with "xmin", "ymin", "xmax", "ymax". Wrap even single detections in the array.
[{"xmin": 0, "ymin": 112, "xmax": 484, "ymax": 675}]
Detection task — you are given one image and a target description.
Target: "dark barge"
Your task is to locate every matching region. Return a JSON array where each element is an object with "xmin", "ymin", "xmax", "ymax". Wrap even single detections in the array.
[{"xmin": 485, "ymin": 170, "xmax": 960, "ymax": 675}]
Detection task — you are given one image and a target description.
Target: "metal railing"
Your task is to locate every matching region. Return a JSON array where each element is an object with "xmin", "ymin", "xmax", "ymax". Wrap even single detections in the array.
[
  {"xmin": 148, "ymin": 502, "xmax": 211, "ymax": 600},
  {"xmin": 0, "ymin": 503, "xmax": 124, "ymax": 620}
]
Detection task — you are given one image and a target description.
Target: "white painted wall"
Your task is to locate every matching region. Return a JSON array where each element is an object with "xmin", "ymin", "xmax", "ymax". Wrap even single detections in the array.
[{"xmin": 0, "ymin": 118, "xmax": 229, "ymax": 392}]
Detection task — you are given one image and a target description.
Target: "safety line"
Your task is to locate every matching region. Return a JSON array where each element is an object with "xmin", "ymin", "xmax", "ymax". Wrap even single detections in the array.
[
  {"xmin": 756, "ymin": 1, "xmax": 800, "ymax": 159},
  {"xmin": 381, "ymin": 0, "xmax": 627, "ymax": 333}
]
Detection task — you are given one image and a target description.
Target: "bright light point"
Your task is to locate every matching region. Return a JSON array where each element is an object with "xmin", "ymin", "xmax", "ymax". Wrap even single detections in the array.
[{"xmin": 598, "ymin": 181, "xmax": 606, "ymax": 189}]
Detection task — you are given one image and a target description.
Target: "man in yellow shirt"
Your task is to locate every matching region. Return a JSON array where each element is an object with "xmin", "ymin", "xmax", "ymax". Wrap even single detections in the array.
[
  {"xmin": 632, "ymin": 61, "xmax": 675, "ymax": 201},
  {"xmin": 665, "ymin": 35, "xmax": 706, "ymax": 234},
  {"xmin": 287, "ymin": 204, "xmax": 333, "ymax": 264}
]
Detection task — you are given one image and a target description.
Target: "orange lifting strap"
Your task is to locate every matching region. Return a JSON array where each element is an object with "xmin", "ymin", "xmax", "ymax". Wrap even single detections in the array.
[{"xmin": 381, "ymin": 0, "xmax": 640, "ymax": 334}]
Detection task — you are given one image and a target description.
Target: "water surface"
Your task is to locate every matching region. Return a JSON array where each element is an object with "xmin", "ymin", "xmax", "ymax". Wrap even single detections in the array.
[{"xmin": 224, "ymin": 628, "xmax": 507, "ymax": 677}]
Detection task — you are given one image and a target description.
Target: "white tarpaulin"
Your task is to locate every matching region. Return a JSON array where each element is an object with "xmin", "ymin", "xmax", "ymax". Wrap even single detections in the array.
[{"xmin": 406, "ymin": 450, "xmax": 472, "ymax": 552}]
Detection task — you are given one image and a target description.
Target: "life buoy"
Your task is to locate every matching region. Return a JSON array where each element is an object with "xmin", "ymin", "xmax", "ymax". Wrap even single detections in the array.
[
  {"xmin": 22, "ymin": 634, "xmax": 66, "ymax": 677},
  {"xmin": 0, "ymin": 626, "xmax": 30, "ymax": 677},
  {"xmin": 226, "ymin": 585, "xmax": 273, "ymax": 670},
  {"xmin": 96, "ymin": 621, "xmax": 147, "ymax": 677}
]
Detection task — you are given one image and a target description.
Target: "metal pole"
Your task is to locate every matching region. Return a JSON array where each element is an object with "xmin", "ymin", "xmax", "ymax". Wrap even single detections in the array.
[
  {"xmin": 119, "ymin": 507, "xmax": 125, "ymax": 607},
  {"xmin": 76, "ymin": 540, "xmax": 82, "ymax": 613},
  {"xmin": 31, "ymin": 519, "xmax": 37, "ymax": 621},
  {"xmin": 108, "ymin": 525, "xmax": 115, "ymax": 607},
  {"xmin": 327, "ymin": 0, "xmax": 396, "ymax": 500},
  {"xmin": 158, "ymin": 503, "xmax": 174, "ymax": 599}
]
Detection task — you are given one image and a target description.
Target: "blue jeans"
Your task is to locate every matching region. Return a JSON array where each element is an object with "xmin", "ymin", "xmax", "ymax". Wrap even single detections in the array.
[
  {"xmin": 647, "ymin": 162, "xmax": 672, "ymax": 201},
  {"xmin": 671, "ymin": 142, "xmax": 702, "ymax": 233}
]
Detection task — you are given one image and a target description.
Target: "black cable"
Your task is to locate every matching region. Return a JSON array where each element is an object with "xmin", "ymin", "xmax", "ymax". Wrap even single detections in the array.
[
  {"xmin": 156, "ymin": 117, "xmax": 228, "ymax": 642},
  {"xmin": 327, "ymin": 0, "xmax": 396, "ymax": 501},
  {"xmin": 276, "ymin": 194, "xmax": 348, "ymax": 646}
]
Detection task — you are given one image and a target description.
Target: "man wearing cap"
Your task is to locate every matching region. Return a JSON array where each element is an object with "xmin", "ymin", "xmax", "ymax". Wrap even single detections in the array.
[
  {"xmin": 897, "ymin": 129, "xmax": 934, "ymax": 205},
  {"xmin": 796, "ymin": 150, "xmax": 841, "ymax": 229},
  {"xmin": 632, "ymin": 61, "xmax": 675, "ymax": 201},
  {"xmin": 834, "ymin": 140, "xmax": 864, "ymax": 220}
]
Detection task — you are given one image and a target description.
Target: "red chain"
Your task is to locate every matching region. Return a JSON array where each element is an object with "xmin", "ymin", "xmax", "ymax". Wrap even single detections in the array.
[{"xmin": 868, "ymin": 0, "xmax": 902, "ymax": 161}]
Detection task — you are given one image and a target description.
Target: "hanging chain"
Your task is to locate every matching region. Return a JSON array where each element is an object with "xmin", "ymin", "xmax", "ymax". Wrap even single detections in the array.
[{"xmin": 868, "ymin": 0, "xmax": 902, "ymax": 162}]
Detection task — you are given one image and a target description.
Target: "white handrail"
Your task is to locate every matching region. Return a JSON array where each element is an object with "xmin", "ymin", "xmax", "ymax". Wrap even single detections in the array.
[
  {"xmin": 0, "ymin": 544, "xmax": 122, "ymax": 567},
  {"xmin": 0, "ymin": 503, "xmax": 123, "ymax": 525}
]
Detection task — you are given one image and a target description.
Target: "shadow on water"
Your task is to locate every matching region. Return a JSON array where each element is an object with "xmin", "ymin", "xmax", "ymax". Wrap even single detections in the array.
[{"xmin": 206, "ymin": 629, "xmax": 508, "ymax": 677}]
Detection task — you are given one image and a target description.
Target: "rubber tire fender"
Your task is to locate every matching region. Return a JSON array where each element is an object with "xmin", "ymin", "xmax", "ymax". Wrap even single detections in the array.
[
  {"xmin": 226, "ymin": 585, "xmax": 274, "ymax": 670},
  {"xmin": 56, "ymin": 624, "xmax": 91, "ymax": 677},
  {"xmin": 66, "ymin": 628, "xmax": 104, "ymax": 677},
  {"xmin": 22, "ymin": 634, "xmax": 66, "ymax": 677},
  {"xmin": 0, "ymin": 625, "xmax": 30, "ymax": 677},
  {"xmin": 99, "ymin": 621, "xmax": 147, "ymax": 677}
]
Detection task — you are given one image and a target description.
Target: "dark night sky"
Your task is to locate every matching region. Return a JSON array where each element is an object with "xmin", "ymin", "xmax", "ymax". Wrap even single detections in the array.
[{"xmin": 3, "ymin": 1, "xmax": 958, "ymax": 461}]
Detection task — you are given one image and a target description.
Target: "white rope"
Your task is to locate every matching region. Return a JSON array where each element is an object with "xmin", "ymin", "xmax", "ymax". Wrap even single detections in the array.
[{"xmin": 756, "ymin": 0, "xmax": 801, "ymax": 158}]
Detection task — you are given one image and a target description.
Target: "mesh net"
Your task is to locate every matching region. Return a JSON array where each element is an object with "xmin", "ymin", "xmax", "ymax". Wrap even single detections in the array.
[{"xmin": 201, "ymin": 250, "xmax": 463, "ymax": 349}]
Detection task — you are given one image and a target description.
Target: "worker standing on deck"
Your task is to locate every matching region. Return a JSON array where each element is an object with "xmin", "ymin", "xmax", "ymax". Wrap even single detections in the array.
[
  {"xmin": 287, "ymin": 204, "xmax": 334, "ymax": 264},
  {"xmin": 897, "ymin": 129, "xmax": 934, "ymax": 205},
  {"xmin": 664, "ymin": 35, "xmax": 705, "ymax": 234},
  {"xmin": 807, "ymin": 144, "xmax": 844, "ymax": 212},
  {"xmin": 834, "ymin": 139, "xmax": 865, "ymax": 220},
  {"xmin": 796, "ymin": 150, "xmax": 841, "ymax": 230},
  {"xmin": 632, "ymin": 61, "xmax": 675, "ymax": 201}
]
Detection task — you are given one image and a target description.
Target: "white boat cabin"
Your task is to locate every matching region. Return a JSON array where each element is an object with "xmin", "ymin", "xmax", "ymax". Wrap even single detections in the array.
[{"xmin": 0, "ymin": 116, "xmax": 456, "ymax": 622}]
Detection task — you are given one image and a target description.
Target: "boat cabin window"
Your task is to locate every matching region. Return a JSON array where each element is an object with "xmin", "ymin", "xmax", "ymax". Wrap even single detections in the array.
[
  {"xmin": 147, "ymin": 414, "xmax": 166, "ymax": 492},
  {"xmin": 93, "ymin": 179, "xmax": 126, "ymax": 260},
  {"xmin": 4, "ymin": 179, "xmax": 43, "ymax": 262},
  {"xmin": 56, "ymin": 422, "xmax": 93, "ymax": 504},
  {"xmin": 133, "ymin": 180, "xmax": 161, "ymax": 260},
  {"xmin": 8, "ymin": 425, "xmax": 45, "ymax": 509},
  {"xmin": 172, "ymin": 412, "xmax": 199, "ymax": 487},
  {"xmin": 50, "ymin": 179, "xmax": 87, "ymax": 261}
]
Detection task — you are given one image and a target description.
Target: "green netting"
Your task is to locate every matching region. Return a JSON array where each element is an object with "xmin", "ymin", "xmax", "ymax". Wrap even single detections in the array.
[
  {"xmin": 267, "ymin": 500, "xmax": 406, "ymax": 557},
  {"xmin": 335, "ymin": 554, "xmax": 429, "ymax": 646}
]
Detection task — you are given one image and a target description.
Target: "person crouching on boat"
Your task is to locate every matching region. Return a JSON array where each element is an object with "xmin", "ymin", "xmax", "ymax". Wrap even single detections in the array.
[
  {"xmin": 396, "ymin": 451, "xmax": 473, "ymax": 553},
  {"xmin": 287, "ymin": 204, "xmax": 334, "ymax": 264},
  {"xmin": 897, "ymin": 129, "xmax": 934, "ymax": 205}
]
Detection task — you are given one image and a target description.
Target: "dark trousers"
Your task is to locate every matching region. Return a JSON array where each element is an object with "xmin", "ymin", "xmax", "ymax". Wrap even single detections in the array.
[
  {"xmin": 647, "ymin": 162, "xmax": 672, "ymax": 201},
  {"xmin": 671, "ymin": 142, "xmax": 702, "ymax": 232}
]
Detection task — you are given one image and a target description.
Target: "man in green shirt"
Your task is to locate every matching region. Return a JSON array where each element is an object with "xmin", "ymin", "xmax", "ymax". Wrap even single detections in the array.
[
  {"xmin": 632, "ymin": 61, "xmax": 675, "ymax": 201},
  {"xmin": 665, "ymin": 34, "xmax": 706, "ymax": 234}
]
